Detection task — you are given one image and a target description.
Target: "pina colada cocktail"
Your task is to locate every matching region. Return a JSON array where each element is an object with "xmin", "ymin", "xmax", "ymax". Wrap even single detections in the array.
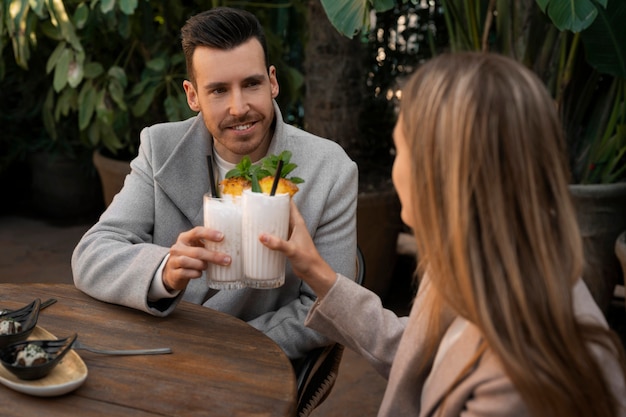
[
  {"xmin": 242, "ymin": 189, "xmax": 290, "ymax": 288},
  {"xmin": 203, "ymin": 194, "xmax": 245, "ymax": 290}
]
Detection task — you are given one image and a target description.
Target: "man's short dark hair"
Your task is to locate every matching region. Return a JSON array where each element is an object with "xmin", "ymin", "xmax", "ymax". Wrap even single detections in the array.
[{"xmin": 181, "ymin": 7, "xmax": 269, "ymax": 85}]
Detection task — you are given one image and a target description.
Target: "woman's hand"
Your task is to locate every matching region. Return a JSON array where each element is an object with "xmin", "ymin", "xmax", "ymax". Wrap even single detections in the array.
[{"xmin": 259, "ymin": 201, "xmax": 337, "ymax": 298}]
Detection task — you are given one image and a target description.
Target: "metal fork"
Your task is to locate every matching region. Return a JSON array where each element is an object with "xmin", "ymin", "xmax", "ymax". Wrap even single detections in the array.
[{"xmin": 71, "ymin": 339, "xmax": 172, "ymax": 356}]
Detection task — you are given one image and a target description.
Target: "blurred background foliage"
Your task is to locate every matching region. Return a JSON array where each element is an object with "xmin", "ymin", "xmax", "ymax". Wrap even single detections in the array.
[
  {"xmin": 0, "ymin": 0, "xmax": 307, "ymax": 167},
  {"xmin": 356, "ymin": 1, "xmax": 447, "ymax": 183},
  {"xmin": 322, "ymin": 0, "xmax": 626, "ymax": 184},
  {"xmin": 5, "ymin": 0, "xmax": 621, "ymax": 186},
  {"xmin": 1, "ymin": 0, "xmax": 448, "ymax": 177}
]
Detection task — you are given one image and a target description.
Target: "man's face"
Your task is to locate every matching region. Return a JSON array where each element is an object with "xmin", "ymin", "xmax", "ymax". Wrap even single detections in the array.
[{"xmin": 183, "ymin": 38, "xmax": 279, "ymax": 163}]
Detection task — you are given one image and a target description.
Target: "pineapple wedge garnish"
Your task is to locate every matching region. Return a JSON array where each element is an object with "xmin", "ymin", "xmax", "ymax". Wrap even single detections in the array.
[
  {"xmin": 219, "ymin": 176, "xmax": 299, "ymax": 197},
  {"xmin": 258, "ymin": 177, "xmax": 299, "ymax": 197},
  {"xmin": 219, "ymin": 177, "xmax": 251, "ymax": 196},
  {"xmin": 219, "ymin": 151, "xmax": 303, "ymax": 197}
]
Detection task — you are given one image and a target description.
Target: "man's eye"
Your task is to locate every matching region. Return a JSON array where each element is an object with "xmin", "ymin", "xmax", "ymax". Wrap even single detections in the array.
[
  {"xmin": 245, "ymin": 81, "xmax": 261, "ymax": 88},
  {"xmin": 211, "ymin": 88, "xmax": 226, "ymax": 95}
]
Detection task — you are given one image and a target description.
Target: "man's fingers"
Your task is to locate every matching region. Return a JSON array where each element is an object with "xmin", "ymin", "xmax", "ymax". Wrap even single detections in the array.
[
  {"xmin": 180, "ymin": 226, "xmax": 224, "ymax": 246},
  {"xmin": 163, "ymin": 256, "xmax": 201, "ymax": 291},
  {"xmin": 168, "ymin": 253, "xmax": 208, "ymax": 271}
]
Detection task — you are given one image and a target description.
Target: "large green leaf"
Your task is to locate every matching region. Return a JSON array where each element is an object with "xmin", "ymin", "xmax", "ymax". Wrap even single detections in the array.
[
  {"xmin": 48, "ymin": 0, "xmax": 83, "ymax": 52},
  {"xmin": 78, "ymin": 81, "xmax": 97, "ymax": 130},
  {"xmin": 107, "ymin": 66, "xmax": 128, "ymax": 87},
  {"xmin": 96, "ymin": 89, "xmax": 115, "ymax": 125},
  {"xmin": 73, "ymin": 3, "xmax": 89, "ymax": 29},
  {"xmin": 53, "ymin": 47, "xmax": 71, "ymax": 92},
  {"xmin": 146, "ymin": 57, "xmax": 167, "ymax": 72},
  {"xmin": 536, "ymin": 0, "xmax": 602, "ymax": 32},
  {"xmin": 119, "ymin": 0, "xmax": 138, "ymax": 15},
  {"xmin": 108, "ymin": 77, "xmax": 127, "ymax": 111},
  {"xmin": 320, "ymin": 0, "xmax": 369, "ymax": 38},
  {"xmin": 66, "ymin": 50, "xmax": 84, "ymax": 88},
  {"xmin": 132, "ymin": 85, "xmax": 157, "ymax": 117},
  {"xmin": 320, "ymin": 0, "xmax": 394, "ymax": 39},
  {"xmin": 83, "ymin": 62, "xmax": 104, "ymax": 79},
  {"xmin": 54, "ymin": 87, "xmax": 76, "ymax": 119},
  {"xmin": 129, "ymin": 77, "xmax": 151, "ymax": 96},
  {"xmin": 164, "ymin": 93, "xmax": 195, "ymax": 122},
  {"xmin": 372, "ymin": 0, "xmax": 395, "ymax": 11},
  {"xmin": 8, "ymin": 0, "xmax": 31, "ymax": 68},
  {"xmin": 581, "ymin": 0, "xmax": 626, "ymax": 78},
  {"xmin": 46, "ymin": 42, "xmax": 65, "ymax": 74},
  {"xmin": 100, "ymin": 0, "xmax": 115, "ymax": 14},
  {"xmin": 95, "ymin": 119, "xmax": 124, "ymax": 152},
  {"xmin": 30, "ymin": 0, "xmax": 46, "ymax": 17}
]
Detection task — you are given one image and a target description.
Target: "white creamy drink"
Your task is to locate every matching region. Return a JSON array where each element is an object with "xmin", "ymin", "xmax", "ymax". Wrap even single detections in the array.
[
  {"xmin": 203, "ymin": 194, "xmax": 245, "ymax": 289},
  {"xmin": 242, "ymin": 189, "xmax": 290, "ymax": 288}
]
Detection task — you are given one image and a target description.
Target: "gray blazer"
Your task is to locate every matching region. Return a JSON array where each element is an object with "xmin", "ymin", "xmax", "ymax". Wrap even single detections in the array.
[
  {"xmin": 72, "ymin": 103, "xmax": 358, "ymax": 359},
  {"xmin": 306, "ymin": 276, "xmax": 626, "ymax": 416}
]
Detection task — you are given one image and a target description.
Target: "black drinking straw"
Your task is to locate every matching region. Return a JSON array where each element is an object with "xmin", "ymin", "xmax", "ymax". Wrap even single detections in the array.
[
  {"xmin": 269, "ymin": 160, "xmax": 284, "ymax": 196},
  {"xmin": 206, "ymin": 155, "xmax": 218, "ymax": 197}
]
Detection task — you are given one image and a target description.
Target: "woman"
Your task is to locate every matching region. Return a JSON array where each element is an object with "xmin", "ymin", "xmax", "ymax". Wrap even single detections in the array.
[{"xmin": 260, "ymin": 52, "xmax": 626, "ymax": 416}]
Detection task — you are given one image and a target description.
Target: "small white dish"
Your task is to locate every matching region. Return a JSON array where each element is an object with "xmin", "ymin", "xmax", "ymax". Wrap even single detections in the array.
[{"xmin": 0, "ymin": 326, "xmax": 87, "ymax": 396}]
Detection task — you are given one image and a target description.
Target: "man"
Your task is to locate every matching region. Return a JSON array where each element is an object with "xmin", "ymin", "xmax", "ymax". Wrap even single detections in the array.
[{"xmin": 72, "ymin": 7, "xmax": 357, "ymax": 360}]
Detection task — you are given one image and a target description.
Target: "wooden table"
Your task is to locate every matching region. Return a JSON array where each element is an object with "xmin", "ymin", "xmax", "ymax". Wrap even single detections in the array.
[{"xmin": 0, "ymin": 283, "xmax": 296, "ymax": 416}]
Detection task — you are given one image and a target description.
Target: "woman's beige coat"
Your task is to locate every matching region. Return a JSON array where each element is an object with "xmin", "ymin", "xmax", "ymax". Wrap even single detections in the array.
[{"xmin": 306, "ymin": 276, "xmax": 626, "ymax": 416}]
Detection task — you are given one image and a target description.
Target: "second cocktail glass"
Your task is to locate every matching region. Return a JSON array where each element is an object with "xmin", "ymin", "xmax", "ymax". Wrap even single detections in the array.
[{"xmin": 242, "ymin": 189, "xmax": 290, "ymax": 289}]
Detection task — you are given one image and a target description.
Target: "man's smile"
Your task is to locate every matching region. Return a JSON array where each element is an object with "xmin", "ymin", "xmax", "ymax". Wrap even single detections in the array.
[{"xmin": 231, "ymin": 123, "xmax": 254, "ymax": 131}]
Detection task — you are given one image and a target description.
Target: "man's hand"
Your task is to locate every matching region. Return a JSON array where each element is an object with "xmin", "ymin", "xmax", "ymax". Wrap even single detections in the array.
[{"xmin": 163, "ymin": 227, "xmax": 231, "ymax": 291}]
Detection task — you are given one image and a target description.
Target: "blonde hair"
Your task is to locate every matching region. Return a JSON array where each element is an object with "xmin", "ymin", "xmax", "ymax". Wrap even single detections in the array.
[{"xmin": 399, "ymin": 52, "xmax": 626, "ymax": 416}]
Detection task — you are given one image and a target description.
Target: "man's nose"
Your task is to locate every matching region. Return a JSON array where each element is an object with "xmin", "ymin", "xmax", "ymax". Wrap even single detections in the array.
[{"xmin": 229, "ymin": 90, "xmax": 249, "ymax": 116}]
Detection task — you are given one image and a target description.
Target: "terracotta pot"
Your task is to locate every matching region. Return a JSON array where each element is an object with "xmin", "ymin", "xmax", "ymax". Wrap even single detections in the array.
[
  {"xmin": 570, "ymin": 183, "xmax": 626, "ymax": 314},
  {"xmin": 357, "ymin": 189, "xmax": 403, "ymax": 299},
  {"xmin": 92, "ymin": 150, "xmax": 131, "ymax": 207}
]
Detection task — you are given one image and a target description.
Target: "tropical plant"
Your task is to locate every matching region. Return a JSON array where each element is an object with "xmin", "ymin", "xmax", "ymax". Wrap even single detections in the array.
[
  {"xmin": 321, "ymin": 0, "xmax": 626, "ymax": 184},
  {"xmin": 1, "ymin": 0, "xmax": 306, "ymax": 161}
]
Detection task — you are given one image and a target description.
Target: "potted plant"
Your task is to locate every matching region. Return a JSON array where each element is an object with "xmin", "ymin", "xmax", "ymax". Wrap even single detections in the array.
[
  {"xmin": 39, "ymin": 0, "xmax": 198, "ymax": 206},
  {"xmin": 321, "ymin": 0, "xmax": 626, "ymax": 313}
]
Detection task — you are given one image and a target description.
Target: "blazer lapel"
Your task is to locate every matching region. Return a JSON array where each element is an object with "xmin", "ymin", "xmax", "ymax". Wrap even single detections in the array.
[
  {"xmin": 420, "ymin": 319, "xmax": 484, "ymax": 416},
  {"xmin": 155, "ymin": 115, "xmax": 212, "ymax": 227}
]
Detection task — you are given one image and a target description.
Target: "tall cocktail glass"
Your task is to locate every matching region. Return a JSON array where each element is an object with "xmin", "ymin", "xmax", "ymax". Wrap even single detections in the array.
[
  {"xmin": 203, "ymin": 193, "xmax": 245, "ymax": 290},
  {"xmin": 242, "ymin": 189, "xmax": 290, "ymax": 288}
]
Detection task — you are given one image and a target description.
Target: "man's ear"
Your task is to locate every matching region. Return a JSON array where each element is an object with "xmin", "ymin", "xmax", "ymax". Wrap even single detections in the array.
[
  {"xmin": 183, "ymin": 80, "xmax": 201, "ymax": 112},
  {"xmin": 268, "ymin": 66, "xmax": 279, "ymax": 99}
]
